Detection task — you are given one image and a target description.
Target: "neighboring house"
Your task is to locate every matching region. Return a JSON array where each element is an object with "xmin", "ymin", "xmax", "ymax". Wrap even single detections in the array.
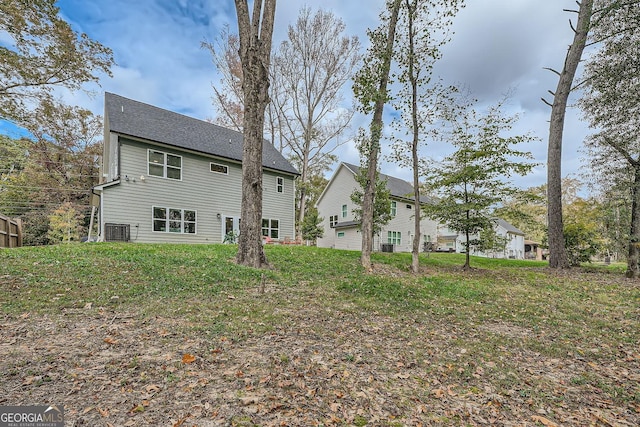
[
  {"xmin": 92, "ymin": 93, "xmax": 298, "ymax": 243},
  {"xmin": 436, "ymin": 218, "xmax": 526, "ymax": 260},
  {"xmin": 316, "ymin": 162, "xmax": 438, "ymax": 252}
]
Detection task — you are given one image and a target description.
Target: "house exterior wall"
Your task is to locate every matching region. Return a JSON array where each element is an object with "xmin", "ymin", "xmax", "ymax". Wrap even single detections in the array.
[
  {"xmin": 100, "ymin": 136, "xmax": 295, "ymax": 243},
  {"xmin": 317, "ymin": 164, "xmax": 438, "ymax": 253},
  {"xmin": 317, "ymin": 165, "xmax": 358, "ymax": 249}
]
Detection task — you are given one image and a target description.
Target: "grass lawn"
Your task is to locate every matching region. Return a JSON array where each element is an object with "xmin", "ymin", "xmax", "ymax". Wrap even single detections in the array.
[{"xmin": 1, "ymin": 243, "xmax": 638, "ymax": 426}]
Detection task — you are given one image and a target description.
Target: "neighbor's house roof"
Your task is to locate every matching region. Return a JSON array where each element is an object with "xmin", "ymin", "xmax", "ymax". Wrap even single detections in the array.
[
  {"xmin": 341, "ymin": 162, "xmax": 433, "ymax": 203},
  {"xmin": 104, "ymin": 92, "xmax": 299, "ymax": 176},
  {"xmin": 495, "ymin": 218, "xmax": 525, "ymax": 235}
]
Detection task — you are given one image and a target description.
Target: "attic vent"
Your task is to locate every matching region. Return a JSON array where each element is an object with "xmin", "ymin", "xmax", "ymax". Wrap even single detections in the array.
[{"xmin": 105, "ymin": 223, "xmax": 130, "ymax": 242}]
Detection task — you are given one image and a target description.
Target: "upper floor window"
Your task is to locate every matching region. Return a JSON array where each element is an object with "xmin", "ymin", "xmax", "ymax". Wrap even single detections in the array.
[
  {"xmin": 329, "ymin": 215, "xmax": 338, "ymax": 227},
  {"xmin": 391, "ymin": 201, "xmax": 397, "ymax": 217},
  {"xmin": 210, "ymin": 163, "xmax": 228, "ymax": 174},
  {"xmin": 341, "ymin": 204, "xmax": 347, "ymax": 218},
  {"xmin": 153, "ymin": 206, "xmax": 196, "ymax": 234},
  {"xmin": 276, "ymin": 177, "xmax": 284, "ymax": 193},
  {"xmin": 148, "ymin": 149, "xmax": 182, "ymax": 180}
]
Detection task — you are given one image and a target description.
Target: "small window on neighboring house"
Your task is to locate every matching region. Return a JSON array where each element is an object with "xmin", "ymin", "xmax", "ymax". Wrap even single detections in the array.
[
  {"xmin": 276, "ymin": 177, "xmax": 284, "ymax": 193},
  {"xmin": 329, "ymin": 215, "xmax": 338, "ymax": 227},
  {"xmin": 261, "ymin": 218, "xmax": 280, "ymax": 239},
  {"xmin": 387, "ymin": 231, "xmax": 401, "ymax": 245},
  {"xmin": 337, "ymin": 231, "xmax": 345, "ymax": 238},
  {"xmin": 341, "ymin": 204, "xmax": 347, "ymax": 218},
  {"xmin": 210, "ymin": 163, "xmax": 228, "ymax": 174},
  {"xmin": 148, "ymin": 150, "xmax": 182, "ymax": 180},
  {"xmin": 153, "ymin": 206, "xmax": 196, "ymax": 233},
  {"xmin": 391, "ymin": 201, "xmax": 397, "ymax": 216}
]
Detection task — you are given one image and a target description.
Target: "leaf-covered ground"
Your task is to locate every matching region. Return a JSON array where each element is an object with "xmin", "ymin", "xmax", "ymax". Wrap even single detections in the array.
[{"xmin": 0, "ymin": 244, "xmax": 638, "ymax": 426}]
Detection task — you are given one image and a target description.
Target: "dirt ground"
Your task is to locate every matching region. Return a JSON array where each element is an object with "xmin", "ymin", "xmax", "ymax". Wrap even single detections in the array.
[{"xmin": 1, "ymin": 298, "xmax": 638, "ymax": 427}]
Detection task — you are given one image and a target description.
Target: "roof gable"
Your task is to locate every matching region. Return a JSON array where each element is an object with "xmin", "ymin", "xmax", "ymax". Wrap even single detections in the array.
[
  {"xmin": 341, "ymin": 162, "xmax": 431, "ymax": 203},
  {"xmin": 495, "ymin": 218, "xmax": 525, "ymax": 235},
  {"xmin": 104, "ymin": 92, "xmax": 298, "ymax": 175}
]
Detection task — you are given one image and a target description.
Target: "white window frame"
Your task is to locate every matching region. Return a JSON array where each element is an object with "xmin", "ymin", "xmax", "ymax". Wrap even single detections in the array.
[
  {"xmin": 276, "ymin": 176, "xmax": 284, "ymax": 193},
  {"xmin": 387, "ymin": 230, "xmax": 401, "ymax": 245},
  {"xmin": 210, "ymin": 162, "xmax": 228, "ymax": 175},
  {"xmin": 261, "ymin": 218, "xmax": 280, "ymax": 239},
  {"xmin": 341, "ymin": 204, "xmax": 347, "ymax": 218},
  {"xmin": 148, "ymin": 149, "xmax": 182, "ymax": 180},
  {"xmin": 329, "ymin": 215, "xmax": 338, "ymax": 228},
  {"xmin": 152, "ymin": 206, "xmax": 196, "ymax": 234},
  {"xmin": 337, "ymin": 231, "xmax": 345, "ymax": 238},
  {"xmin": 391, "ymin": 201, "xmax": 397, "ymax": 217}
]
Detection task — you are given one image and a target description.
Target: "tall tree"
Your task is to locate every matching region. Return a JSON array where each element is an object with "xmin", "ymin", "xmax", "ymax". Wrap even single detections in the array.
[
  {"xmin": 424, "ymin": 97, "xmax": 536, "ymax": 270},
  {"xmin": 201, "ymin": 26, "xmax": 244, "ymax": 132},
  {"xmin": 234, "ymin": 0, "xmax": 276, "ymax": 268},
  {"xmin": 544, "ymin": 0, "xmax": 594, "ymax": 269},
  {"xmin": 389, "ymin": 0, "xmax": 463, "ymax": 273},
  {"xmin": 0, "ymin": 0, "xmax": 113, "ymax": 123},
  {"xmin": 0, "ymin": 99, "xmax": 103, "ymax": 245},
  {"xmin": 353, "ymin": 0, "xmax": 402, "ymax": 270},
  {"xmin": 579, "ymin": 0, "xmax": 640, "ymax": 276},
  {"xmin": 271, "ymin": 7, "xmax": 360, "ymax": 241}
]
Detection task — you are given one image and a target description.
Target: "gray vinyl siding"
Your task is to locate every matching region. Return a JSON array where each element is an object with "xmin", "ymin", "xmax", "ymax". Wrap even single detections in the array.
[
  {"xmin": 316, "ymin": 165, "xmax": 358, "ymax": 249},
  {"xmin": 317, "ymin": 163, "xmax": 439, "ymax": 253},
  {"xmin": 101, "ymin": 137, "xmax": 295, "ymax": 243}
]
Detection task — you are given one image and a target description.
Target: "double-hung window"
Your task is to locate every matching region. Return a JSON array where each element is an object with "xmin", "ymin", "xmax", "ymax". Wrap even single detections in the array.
[
  {"xmin": 329, "ymin": 215, "xmax": 338, "ymax": 227},
  {"xmin": 261, "ymin": 218, "xmax": 279, "ymax": 239},
  {"xmin": 148, "ymin": 150, "xmax": 182, "ymax": 180},
  {"xmin": 390, "ymin": 201, "xmax": 397, "ymax": 217},
  {"xmin": 341, "ymin": 204, "xmax": 348, "ymax": 218},
  {"xmin": 153, "ymin": 207, "xmax": 196, "ymax": 234},
  {"xmin": 276, "ymin": 177, "xmax": 284, "ymax": 193}
]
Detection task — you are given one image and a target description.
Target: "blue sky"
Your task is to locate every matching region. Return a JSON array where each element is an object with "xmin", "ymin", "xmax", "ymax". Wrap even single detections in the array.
[{"xmin": 10, "ymin": 0, "xmax": 590, "ymax": 189}]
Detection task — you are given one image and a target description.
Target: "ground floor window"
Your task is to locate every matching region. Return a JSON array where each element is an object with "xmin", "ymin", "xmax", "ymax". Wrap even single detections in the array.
[
  {"xmin": 153, "ymin": 207, "xmax": 196, "ymax": 234},
  {"xmin": 337, "ymin": 231, "xmax": 345, "ymax": 238},
  {"xmin": 387, "ymin": 230, "xmax": 401, "ymax": 245},
  {"xmin": 262, "ymin": 218, "xmax": 279, "ymax": 239}
]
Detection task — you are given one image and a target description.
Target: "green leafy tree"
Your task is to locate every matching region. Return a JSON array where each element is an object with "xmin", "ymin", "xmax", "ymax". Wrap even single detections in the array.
[
  {"xmin": 579, "ymin": 0, "xmax": 640, "ymax": 277},
  {"xmin": 424, "ymin": 97, "xmax": 537, "ymax": 270},
  {"xmin": 0, "ymin": 0, "xmax": 113, "ymax": 123},
  {"xmin": 300, "ymin": 207, "xmax": 323, "ymax": 243},
  {"xmin": 48, "ymin": 202, "xmax": 81, "ymax": 243},
  {"xmin": 387, "ymin": 0, "xmax": 463, "ymax": 272},
  {"xmin": 0, "ymin": 100, "xmax": 102, "ymax": 244},
  {"xmin": 351, "ymin": 165, "xmax": 392, "ymax": 239},
  {"xmin": 563, "ymin": 197, "xmax": 603, "ymax": 265},
  {"xmin": 352, "ymin": 0, "xmax": 402, "ymax": 269},
  {"xmin": 473, "ymin": 225, "xmax": 509, "ymax": 258}
]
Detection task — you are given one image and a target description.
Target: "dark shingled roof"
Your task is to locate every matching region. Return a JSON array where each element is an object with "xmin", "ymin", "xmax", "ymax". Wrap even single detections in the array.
[
  {"xmin": 495, "ymin": 218, "xmax": 525, "ymax": 235},
  {"xmin": 342, "ymin": 162, "xmax": 432, "ymax": 203},
  {"xmin": 104, "ymin": 92, "xmax": 298, "ymax": 175}
]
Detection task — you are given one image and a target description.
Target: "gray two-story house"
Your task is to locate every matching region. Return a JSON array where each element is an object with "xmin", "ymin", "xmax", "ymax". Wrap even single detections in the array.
[{"xmin": 93, "ymin": 93, "xmax": 298, "ymax": 243}]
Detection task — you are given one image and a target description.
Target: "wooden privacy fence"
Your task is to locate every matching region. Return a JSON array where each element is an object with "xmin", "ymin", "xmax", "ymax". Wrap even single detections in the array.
[{"xmin": 0, "ymin": 213, "xmax": 22, "ymax": 248}]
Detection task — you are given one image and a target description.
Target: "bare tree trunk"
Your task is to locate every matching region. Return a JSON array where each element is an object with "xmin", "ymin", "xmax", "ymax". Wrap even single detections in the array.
[
  {"xmin": 234, "ymin": 0, "xmax": 276, "ymax": 268},
  {"xmin": 361, "ymin": 0, "xmax": 401, "ymax": 270},
  {"xmin": 407, "ymin": 0, "xmax": 421, "ymax": 274},
  {"xmin": 296, "ymin": 147, "xmax": 309, "ymax": 241},
  {"xmin": 547, "ymin": 0, "xmax": 593, "ymax": 269},
  {"xmin": 626, "ymin": 165, "xmax": 640, "ymax": 278}
]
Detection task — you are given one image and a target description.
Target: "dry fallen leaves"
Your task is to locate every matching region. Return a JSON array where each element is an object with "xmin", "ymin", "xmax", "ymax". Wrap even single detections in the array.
[
  {"xmin": 531, "ymin": 415, "xmax": 559, "ymax": 427},
  {"xmin": 181, "ymin": 353, "xmax": 196, "ymax": 364}
]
